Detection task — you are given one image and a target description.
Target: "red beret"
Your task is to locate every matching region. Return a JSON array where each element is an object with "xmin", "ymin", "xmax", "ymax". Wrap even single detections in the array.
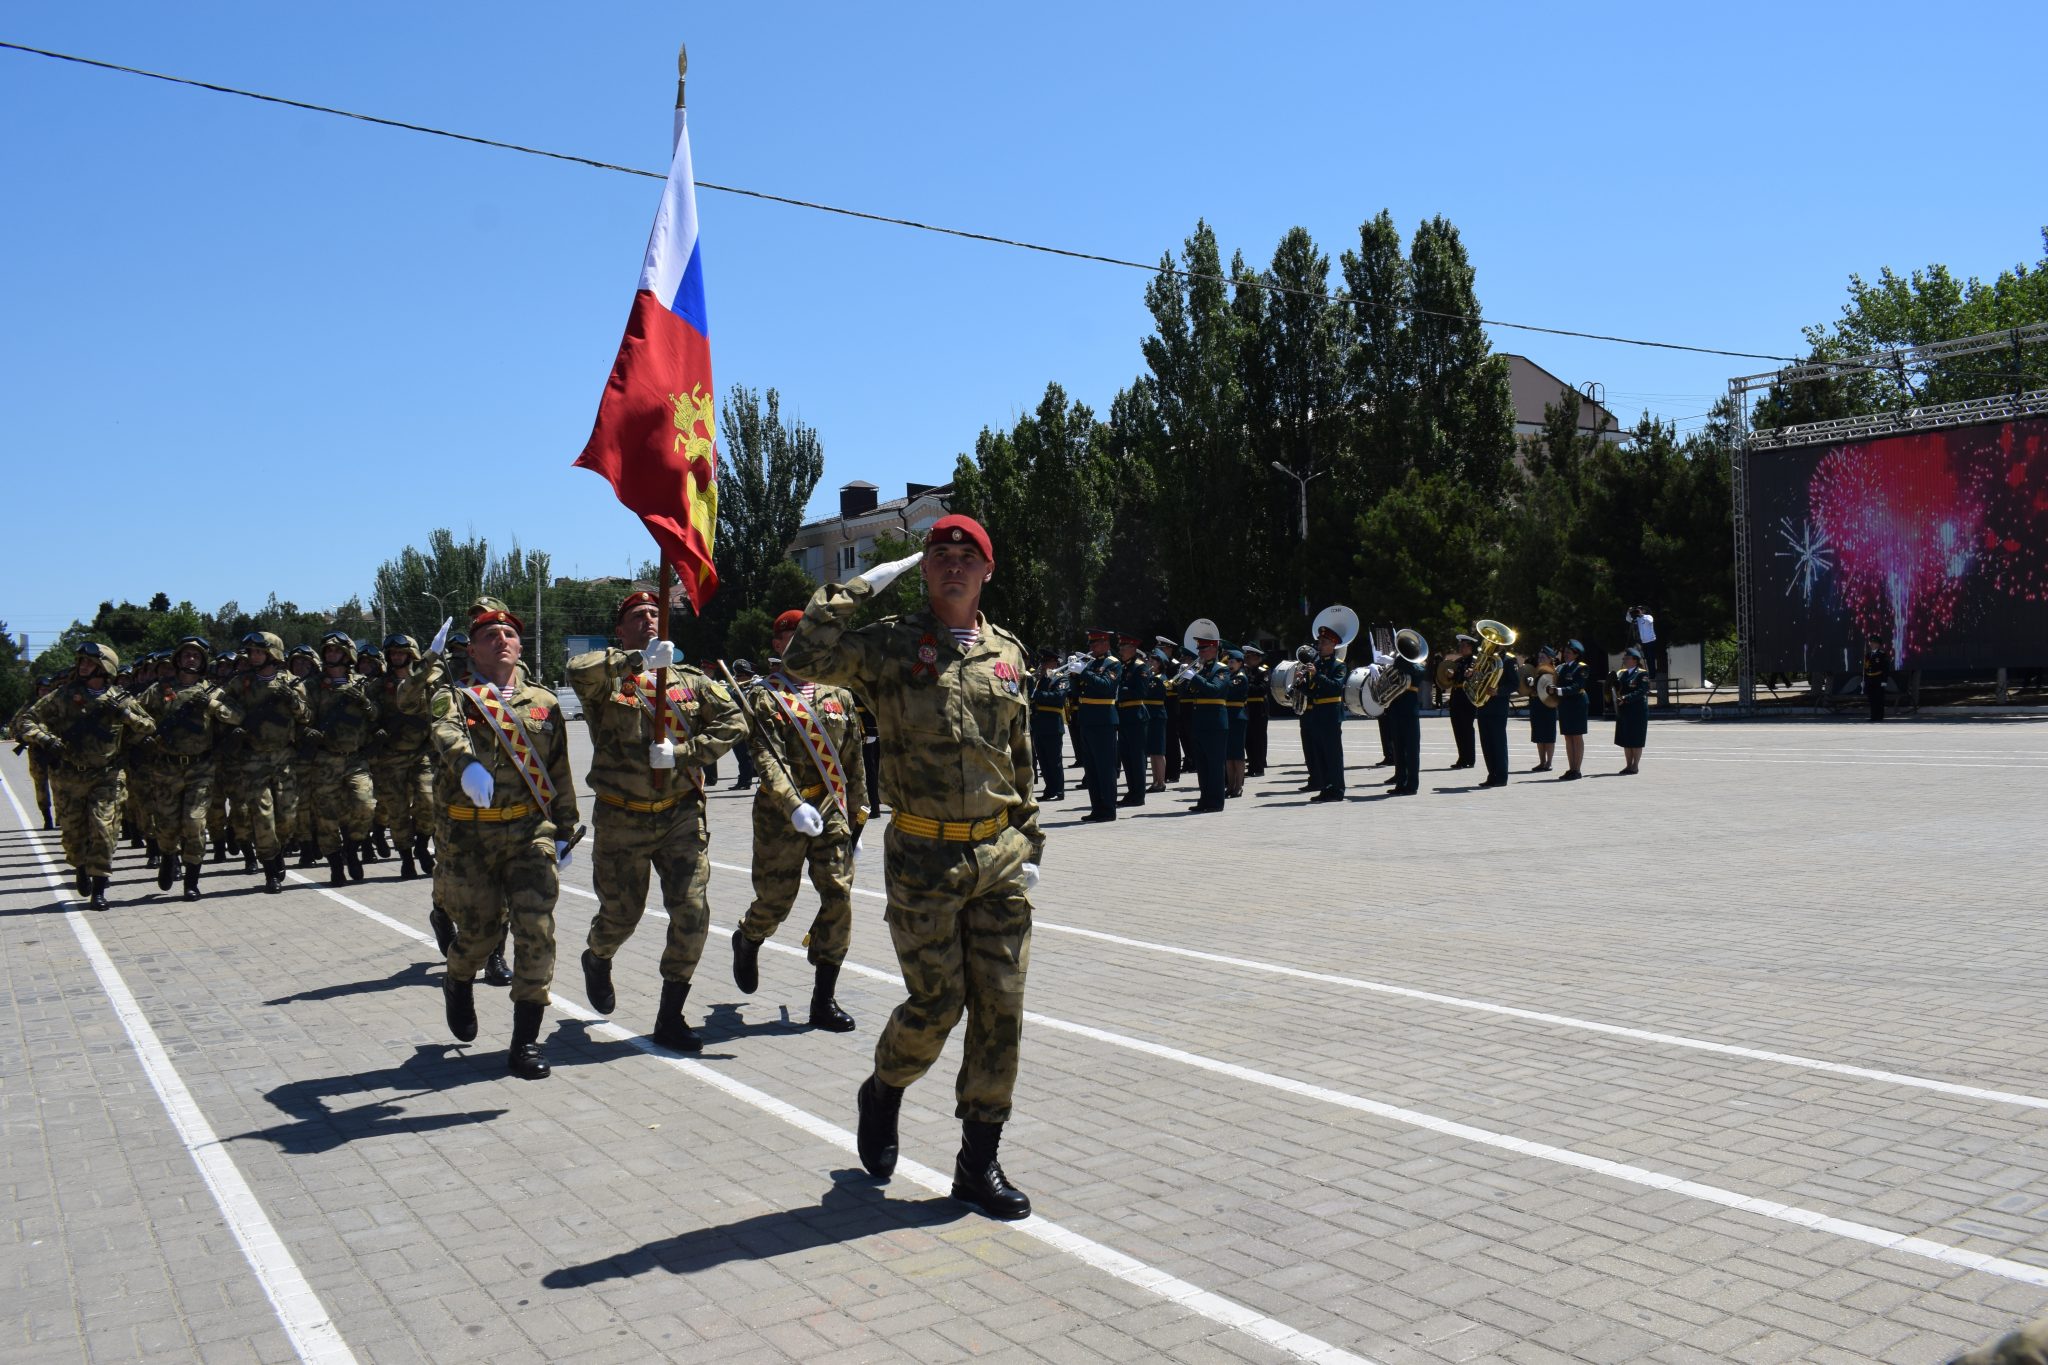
[
  {"xmin": 616, "ymin": 589, "xmax": 659, "ymax": 622},
  {"xmin": 925, "ymin": 514, "xmax": 992, "ymax": 563},
  {"xmin": 772, "ymin": 609, "xmax": 803, "ymax": 634}
]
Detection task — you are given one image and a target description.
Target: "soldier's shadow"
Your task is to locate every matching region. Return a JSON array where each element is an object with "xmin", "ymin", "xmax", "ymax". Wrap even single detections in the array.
[
  {"xmin": 540, "ymin": 1171, "xmax": 964, "ymax": 1289},
  {"xmin": 264, "ymin": 960, "xmax": 438, "ymax": 1006},
  {"xmin": 692, "ymin": 1001, "xmax": 811, "ymax": 1047}
]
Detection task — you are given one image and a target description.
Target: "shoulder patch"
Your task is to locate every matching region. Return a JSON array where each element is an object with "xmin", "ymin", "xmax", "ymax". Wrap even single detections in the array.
[{"xmin": 431, "ymin": 693, "xmax": 452, "ymax": 719}]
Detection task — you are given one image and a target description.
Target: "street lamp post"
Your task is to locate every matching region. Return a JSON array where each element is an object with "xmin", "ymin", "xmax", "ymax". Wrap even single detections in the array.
[{"xmin": 1269, "ymin": 461, "xmax": 1323, "ymax": 541}]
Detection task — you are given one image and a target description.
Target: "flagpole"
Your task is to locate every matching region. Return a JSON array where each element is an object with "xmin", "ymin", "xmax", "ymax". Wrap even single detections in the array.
[{"xmin": 648, "ymin": 43, "xmax": 687, "ymax": 794}]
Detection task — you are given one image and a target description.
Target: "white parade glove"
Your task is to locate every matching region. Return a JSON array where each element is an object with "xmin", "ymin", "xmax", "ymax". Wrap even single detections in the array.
[
  {"xmin": 791, "ymin": 802, "xmax": 825, "ymax": 837},
  {"xmin": 641, "ymin": 638, "xmax": 676, "ymax": 670},
  {"xmin": 427, "ymin": 616, "xmax": 453, "ymax": 656},
  {"xmin": 1176, "ymin": 665, "xmax": 1197, "ymax": 683},
  {"xmin": 1021, "ymin": 862, "xmax": 1041, "ymax": 891},
  {"xmin": 649, "ymin": 738, "xmax": 676, "ymax": 769},
  {"xmin": 460, "ymin": 761, "xmax": 494, "ymax": 808},
  {"xmin": 555, "ymin": 839, "xmax": 573, "ymax": 869},
  {"xmin": 858, "ymin": 551, "xmax": 922, "ymax": 593},
  {"xmin": 1066, "ymin": 657, "xmax": 1088, "ymax": 675}
]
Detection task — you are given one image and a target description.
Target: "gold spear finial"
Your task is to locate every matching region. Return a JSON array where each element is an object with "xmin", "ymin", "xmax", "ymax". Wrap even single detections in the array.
[{"xmin": 676, "ymin": 43, "xmax": 688, "ymax": 109}]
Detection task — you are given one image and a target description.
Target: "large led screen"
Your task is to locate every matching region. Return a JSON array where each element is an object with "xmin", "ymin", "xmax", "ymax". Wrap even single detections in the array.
[{"xmin": 1750, "ymin": 416, "xmax": 2048, "ymax": 671}]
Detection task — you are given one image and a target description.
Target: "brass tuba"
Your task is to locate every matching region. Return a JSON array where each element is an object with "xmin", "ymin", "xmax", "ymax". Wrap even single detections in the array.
[{"xmin": 1463, "ymin": 619, "xmax": 1518, "ymax": 707}]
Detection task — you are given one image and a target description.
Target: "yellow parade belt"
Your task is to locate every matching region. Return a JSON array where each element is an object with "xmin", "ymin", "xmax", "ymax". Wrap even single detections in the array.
[
  {"xmin": 447, "ymin": 802, "xmax": 536, "ymax": 822},
  {"xmin": 1312, "ymin": 696, "xmax": 1343, "ymax": 705},
  {"xmin": 891, "ymin": 808, "xmax": 1009, "ymax": 843},
  {"xmin": 1076, "ymin": 697, "xmax": 1116, "ymax": 706},
  {"xmin": 1116, "ymin": 700, "xmax": 1146, "ymax": 708},
  {"xmin": 1191, "ymin": 698, "xmax": 1231, "ymax": 706},
  {"xmin": 1033, "ymin": 705, "xmax": 1066, "ymax": 714},
  {"xmin": 597, "ymin": 789, "xmax": 699, "ymax": 814}
]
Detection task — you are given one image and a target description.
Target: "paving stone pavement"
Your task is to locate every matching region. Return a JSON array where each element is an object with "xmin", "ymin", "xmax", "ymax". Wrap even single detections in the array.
[{"xmin": 3, "ymin": 712, "xmax": 2046, "ymax": 1365}]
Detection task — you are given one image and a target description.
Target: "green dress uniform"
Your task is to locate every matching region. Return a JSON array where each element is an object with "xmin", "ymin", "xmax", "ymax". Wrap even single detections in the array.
[
  {"xmin": 1072, "ymin": 648, "xmax": 1121, "ymax": 821},
  {"xmin": 1028, "ymin": 665, "xmax": 1069, "ymax": 799},
  {"xmin": 1304, "ymin": 654, "xmax": 1347, "ymax": 800},
  {"xmin": 1612, "ymin": 666, "xmax": 1651, "ymax": 750},
  {"xmin": 1556, "ymin": 660, "xmax": 1590, "ymax": 736},
  {"xmin": 1115, "ymin": 646, "xmax": 1149, "ymax": 805},
  {"xmin": 1181, "ymin": 657, "xmax": 1230, "ymax": 812}
]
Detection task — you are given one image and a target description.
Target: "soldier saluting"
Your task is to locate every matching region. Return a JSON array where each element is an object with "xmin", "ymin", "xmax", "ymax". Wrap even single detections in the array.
[
  {"xmin": 785, "ymin": 514, "xmax": 1043, "ymax": 1221},
  {"xmin": 431, "ymin": 597, "xmax": 580, "ymax": 1079}
]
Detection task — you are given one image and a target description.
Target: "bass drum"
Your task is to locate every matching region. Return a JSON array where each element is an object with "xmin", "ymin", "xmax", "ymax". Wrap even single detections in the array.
[
  {"xmin": 1268, "ymin": 659, "xmax": 1300, "ymax": 710},
  {"xmin": 1344, "ymin": 665, "xmax": 1383, "ymax": 718}
]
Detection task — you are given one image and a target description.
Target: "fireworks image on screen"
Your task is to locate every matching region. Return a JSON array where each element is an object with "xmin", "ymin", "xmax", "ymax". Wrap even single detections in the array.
[
  {"xmin": 1773, "ymin": 516, "xmax": 1833, "ymax": 603},
  {"xmin": 1809, "ymin": 431, "xmax": 1984, "ymax": 666},
  {"xmin": 1978, "ymin": 419, "xmax": 2048, "ymax": 603}
]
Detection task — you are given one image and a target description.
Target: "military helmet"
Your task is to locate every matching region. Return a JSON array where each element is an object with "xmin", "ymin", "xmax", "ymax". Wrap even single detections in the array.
[
  {"xmin": 75, "ymin": 640, "xmax": 119, "ymax": 674},
  {"xmin": 241, "ymin": 630, "xmax": 286, "ymax": 661},
  {"xmin": 447, "ymin": 632, "xmax": 469, "ymax": 652},
  {"xmin": 318, "ymin": 630, "xmax": 359, "ymax": 665},
  {"xmin": 288, "ymin": 642, "xmax": 317, "ymax": 661},
  {"xmin": 383, "ymin": 632, "xmax": 419, "ymax": 655},
  {"xmin": 359, "ymin": 645, "xmax": 384, "ymax": 662},
  {"xmin": 213, "ymin": 651, "xmax": 236, "ymax": 667}
]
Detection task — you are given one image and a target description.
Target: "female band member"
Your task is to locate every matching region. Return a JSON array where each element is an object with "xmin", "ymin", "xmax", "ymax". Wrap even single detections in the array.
[
  {"xmin": 1612, "ymin": 646, "xmax": 1650, "ymax": 774},
  {"xmin": 1526, "ymin": 645, "xmax": 1557, "ymax": 772},
  {"xmin": 1554, "ymin": 640, "xmax": 1589, "ymax": 781}
]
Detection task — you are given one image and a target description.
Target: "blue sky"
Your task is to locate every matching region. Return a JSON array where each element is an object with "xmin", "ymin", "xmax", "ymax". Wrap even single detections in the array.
[{"xmin": 3, "ymin": 2, "xmax": 2043, "ymax": 650}]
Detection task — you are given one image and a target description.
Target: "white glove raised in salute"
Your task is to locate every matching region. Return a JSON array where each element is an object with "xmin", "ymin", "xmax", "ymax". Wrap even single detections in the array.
[
  {"xmin": 857, "ymin": 551, "xmax": 922, "ymax": 593},
  {"xmin": 460, "ymin": 761, "xmax": 494, "ymax": 808},
  {"xmin": 427, "ymin": 616, "xmax": 453, "ymax": 656},
  {"xmin": 641, "ymin": 638, "xmax": 676, "ymax": 670},
  {"xmin": 790, "ymin": 802, "xmax": 826, "ymax": 837}
]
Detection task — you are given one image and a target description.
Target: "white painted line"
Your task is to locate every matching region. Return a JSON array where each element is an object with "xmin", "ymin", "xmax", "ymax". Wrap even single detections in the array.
[
  {"xmin": 297, "ymin": 877, "xmax": 1379, "ymax": 1365},
  {"xmin": 1, "ymin": 783, "xmax": 357, "ymax": 1365},
  {"xmin": 687, "ymin": 861, "xmax": 2048, "ymax": 1114}
]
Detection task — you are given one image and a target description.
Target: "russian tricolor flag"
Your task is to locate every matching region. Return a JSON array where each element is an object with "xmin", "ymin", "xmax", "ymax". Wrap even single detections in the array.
[{"xmin": 576, "ymin": 107, "xmax": 720, "ymax": 610}]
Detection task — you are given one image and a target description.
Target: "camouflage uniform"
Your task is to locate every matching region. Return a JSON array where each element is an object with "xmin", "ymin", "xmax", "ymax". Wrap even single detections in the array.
[
  {"xmin": 302, "ymin": 635, "xmax": 379, "ymax": 877},
  {"xmin": 429, "ymin": 667, "xmax": 578, "ymax": 1006},
  {"xmin": 225, "ymin": 634, "xmax": 312, "ymax": 863},
  {"xmin": 17, "ymin": 646, "xmax": 157, "ymax": 903},
  {"xmin": 138, "ymin": 660, "xmax": 244, "ymax": 891},
  {"xmin": 10, "ymin": 683, "xmax": 58, "ymax": 826},
  {"xmin": 737, "ymin": 670, "xmax": 866, "ymax": 968},
  {"xmin": 367, "ymin": 637, "xmax": 435, "ymax": 876},
  {"xmin": 565, "ymin": 642, "xmax": 742, "ymax": 1045},
  {"xmin": 784, "ymin": 574, "xmax": 1043, "ymax": 1123}
]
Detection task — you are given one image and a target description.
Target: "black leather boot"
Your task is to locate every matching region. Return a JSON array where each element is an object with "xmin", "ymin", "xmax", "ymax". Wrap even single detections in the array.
[
  {"xmin": 399, "ymin": 853, "xmax": 417, "ymax": 880},
  {"xmin": 415, "ymin": 834, "xmax": 434, "ymax": 875},
  {"xmin": 371, "ymin": 826, "xmax": 391, "ymax": 859},
  {"xmin": 326, "ymin": 853, "xmax": 347, "ymax": 887},
  {"xmin": 88, "ymin": 876, "xmax": 109, "ymax": 912},
  {"xmin": 182, "ymin": 864, "xmax": 201, "ymax": 902},
  {"xmin": 242, "ymin": 847, "xmax": 259, "ymax": 875},
  {"xmin": 223, "ymin": 828, "xmax": 239, "ymax": 855},
  {"xmin": 357, "ymin": 837, "xmax": 379, "ymax": 866},
  {"xmin": 508, "ymin": 1000, "xmax": 549, "ymax": 1079},
  {"xmin": 74, "ymin": 869, "xmax": 88, "ymax": 897},
  {"xmin": 428, "ymin": 904, "xmax": 455, "ymax": 955},
  {"xmin": 344, "ymin": 844, "xmax": 364, "ymax": 883},
  {"xmin": 582, "ymin": 949, "xmax": 616, "ymax": 1015},
  {"xmin": 443, "ymin": 976, "xmax": 477, "ymax": 1042},
  {"xmin": 856, "ymin": 1075, "xmax": 903, "ymax": 1178},
  {"xmin": 809, "ymin": 963, "xmax": 854, "ymax": 1032},
  {"xmin": 211, "ymin": 836, "xmax": 227, "ymax": 864},
  {"xmin": 297, "ymin": 844, "xmax": 320, "ymax": 868},
  {"xmin": 731, "ymin": 926, "xmax": 761, "ymax": 994},
  {"xmin": 651, "ymin": 979, "xmax": 699, "ymax": 1052},
  {"xmin": 262, "ymin": 858, "xmax": 286, "ymax": 895},
  {"xmin": 40, "ymin": 807, "xmax": 54, "ymax": 830},
  {"xmin": 145, "ymin": 846, "xmax": 160, "ymax": 870},
  {"xmin": 952, "ymin": 1120, "xmax": 1031, "ymax": 1220},
  {"xmin": 157, "ymin": 853, "xmax": 179, "ymax": 892},
  {"xmin": 482, "ymin": 937, "xmax": 513, "ymax": 987}
]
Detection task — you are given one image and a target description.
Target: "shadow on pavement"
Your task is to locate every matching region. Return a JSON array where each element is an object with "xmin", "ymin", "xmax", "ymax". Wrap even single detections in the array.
[
  {"xmin": 540, "ymin": 1171, "xmax": 964, "ymax": 1289},
  {"xmin": 264, "ymin": 960, "xmax": 439, "ymax": 1006}
]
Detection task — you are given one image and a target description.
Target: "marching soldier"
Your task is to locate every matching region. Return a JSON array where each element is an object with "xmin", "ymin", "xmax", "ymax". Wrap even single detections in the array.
[
  {"xmin": 432, "ymin": 597, "xmax": 580, "ymax": 1079},
  {"xmin": 566, "ymin": 589, "xmax": 743, "ymax": 1053},
  {"xmin": 1305, "ymin": 623, "xmax": 1348, "ymax": 801},
  {"xmin": 1242, "ymin": 643, "xmax": 1269, "ymax": 779},
  {"xmin": 397, "ymin": 624, "xmax": 503, "ymax": 978},
  {"xmin": 1114, "ymin": 633, "xmax": 1149, "ymax": 807},
  {"xmin": 730, "ymin": 609, "xmax": 868, "ymax": 1032},
  {"xmin": 1446, "ymin": 634, "xmax": 1478, "ymax": 769},
  {"xmin": 225, "ymin": 632, "xmax": 310, "ymax": 893},
  {"xmin": 9, "ymin": 676, "xmax": 59, "ymax": 828},
  {"xmin": 785, "ymin": 513, "xmax": 1043, "ymax": 1221},
  {"xmin": 368, "ymin": 633, "xmax": 436, "ymax": 879},
  {"xmin": 303, "ymin": 631, "xmax": 379, "ymax": 886},
  {"xmin": 1178, "ymin": 626, "xmax": 1229, "ymax": 812},
  {"xmin": 1072, "ymin": 629, "xmax": 1120, "ymax": 823},
  {"xmin": 283, "ymin": 643, "xmax": 321, "ymax": 865},
  {"xmin": 141, "ymin": 636, "xmax": 244, "ymax": 900},
  {"xmin": 1029, "ymin": 647, "xmax": 1069, "ymax": 800},
  {"xmin": 16, "ymin": 642, "xmax": 156, "ymax": 908}
]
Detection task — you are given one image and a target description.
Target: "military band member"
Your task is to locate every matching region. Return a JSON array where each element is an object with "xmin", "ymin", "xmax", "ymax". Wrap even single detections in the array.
[
  {"xmin": 1179, "ymin": 631, "xmax": 1230, "ymax": 813},
  {"xmin": 1447, "ymin": 634, "xmax": 1478, "ymax": 769},
  {"xmin": 567, "ymin": 589, "xmax": 744, "ymax": 1053},
  {"xmin": 1387, "ymin": 644, "xmax": 1426, "ymax": 796},
  {"xmin": 1224, "ymin": 646, "xmax": 1249, "ymax": 798},
  {"xmin": 1072, "ymin": 628, "xmax": 1120, "ymax": 823},
  {"xmin": 1476, "ymin": 647, "xmax": 1518, "ymax": 788},
  {"xmin": 1144, "ymin": 648, "xmax": 1169, "ymax": 792},
  {"xmin": 1028, "ymin": 647, "xmax": 1069, "ymax": 800},
  {"xmin": 1613, "ymin": 646, "xmax": 1650, "ymax": 774},
  {"xmin": 1114, "ymin": 633, "xmax": 1149, "ymax": 807},
  {"xmin": 1555, "ymin": 640, "xmax": 1590, "ymax": 781},
  {"xmin": 1525, "ymin": 645, "xmax": 1558, "ymax": 772},
  {"xmin": 433, "ymin": 597, "xmax": 580, "ymax": 1079},
  {"xmin": 1306, "ymin": 624, "xmax": 1347, "ymax": 802},
  {"xmin": 1863, "ymin": 635, "xmax": 1892, "ymax": 722},
  {"xmin": 16, "ymin": 642, "xmax": 156, "ymax": 908},
  {"xmin": 1241, "ymin": 643, "xmax": 1269, "ymax": 779},
  {"xmin": 141, "ymin": 636, "xmax": 245, "ymax": 899},
  {"xmin": 786, "ymin": 513, "xmax": 1041, "ymax": 1221}
]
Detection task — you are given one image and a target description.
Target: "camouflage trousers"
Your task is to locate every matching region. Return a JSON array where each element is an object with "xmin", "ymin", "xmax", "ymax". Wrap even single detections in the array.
[
  {"xmin": 228, "ymin": 749, "xmax": 296, "ymax": 859},
  {"xmin": 873, "ymin": 820, "xmax": 1033, "ymax": 1123},
  {"xmin": 121, "ymin": 768, "xmax": 143, "ymax": 832},
  {"xmin": 303, "ymin": 753, "xmax": 375, "ymax": 856},
  {"xmin": 49, "ymin": 767, "xmax": 122, "ymax": 877},
  {"xmin": 739, "ymin": 796, "xmax": 854, "ymax": 968},
  {"xmin": 27, "ymin": 749, "xmax": 52, "ymax": 815},
  {"xmin": 370, "ymin": 753, "xmax": 434, "ymax": 849},
  {"xmin": 149, "ymin": 759, "xmax": 217, "ymax": 863},
  {"xmin": 207, "ymin": 765, "xmax": 229, "ymax": 841},
  {"xmin": 441, "ymin": 813, "xmax": 558, "ymax": 1005},
  {"xmin": 584, "ymin": 795, "xmax": 711, "ymax": 983}
]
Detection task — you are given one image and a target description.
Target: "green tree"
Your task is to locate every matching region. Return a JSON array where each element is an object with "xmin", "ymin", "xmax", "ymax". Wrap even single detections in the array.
[
  {"xmin": 0, "ymin": 621, "xmax": 28, "ymax": 718},
  {"xmin": 717, "ymin": 386, "xmax": 826, "ymax": 613},
  {"xmin": 1405, "ymin": 216, "xmax": 1516, "ymax": 497}
]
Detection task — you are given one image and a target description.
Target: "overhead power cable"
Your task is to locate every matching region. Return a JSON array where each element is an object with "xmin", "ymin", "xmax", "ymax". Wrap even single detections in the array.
[{"xmin": 2, "ymin": 39, "xmax": 1801, "ymax": 363}]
